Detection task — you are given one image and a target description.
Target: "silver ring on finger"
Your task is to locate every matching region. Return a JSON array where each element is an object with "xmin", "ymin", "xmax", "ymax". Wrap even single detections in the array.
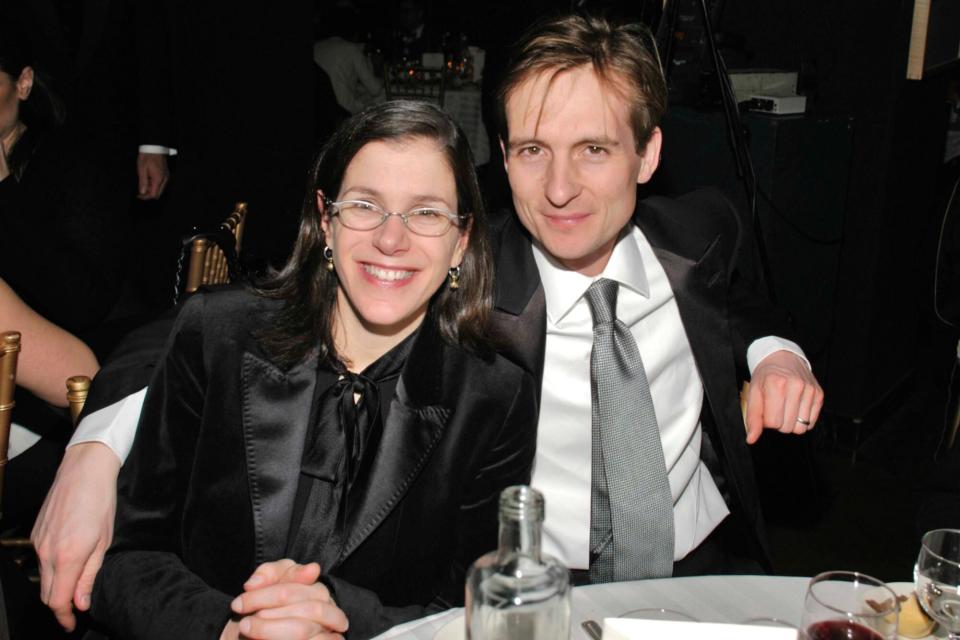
[{"xmin": 796, "ymin": 417, "xmax": 811, "ymax": 426}]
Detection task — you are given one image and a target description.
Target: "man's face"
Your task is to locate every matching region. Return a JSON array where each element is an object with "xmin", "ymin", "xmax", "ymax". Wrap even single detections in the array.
[{"xmin": 502, "ymin": 65, "xmax": 661, "ymax": 276}]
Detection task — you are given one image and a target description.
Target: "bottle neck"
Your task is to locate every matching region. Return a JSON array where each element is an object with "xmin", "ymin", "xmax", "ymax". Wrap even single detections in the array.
[{"xmin": 497, "ymin": 515, "xmax": 542, "ymax": 562}]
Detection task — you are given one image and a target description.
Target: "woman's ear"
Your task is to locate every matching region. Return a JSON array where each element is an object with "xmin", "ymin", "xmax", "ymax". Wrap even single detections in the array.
[
  {"xmin": 16, "ymin": 67, "xmax": 34, "ymax": 101},
  {"xmin": 450, "ymin": 223, "xmax": 471, "ymax": 269},
  {"xmin": 318, "ymin": 190, "xmax": 331, "ymax": 237}
]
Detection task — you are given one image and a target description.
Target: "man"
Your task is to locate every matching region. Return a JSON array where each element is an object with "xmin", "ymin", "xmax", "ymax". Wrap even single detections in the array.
[
  {"xmin": 487, "ymin": 14, "xmax": 821, "ymax": 581},
  {"xmin": 32, "ymin": 12, "xmax": 822, "ymax": 631}
]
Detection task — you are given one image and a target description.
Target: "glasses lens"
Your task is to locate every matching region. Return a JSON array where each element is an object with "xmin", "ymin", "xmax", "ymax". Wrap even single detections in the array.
[
  {"xmin": 406, "ymin": 209, "xmax": 453, "ymax": 236},
  {"xmin": 337, "ymin": 202, "xmax": 384, "ymax": 230}
]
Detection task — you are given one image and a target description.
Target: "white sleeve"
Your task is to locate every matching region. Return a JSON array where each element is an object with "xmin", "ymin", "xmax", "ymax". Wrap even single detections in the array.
[
  {"xmin": 138, "ymin": 145, "xmax": 178, "ymax": 156},
  {"xmin": 67, "ymin": 387, "xmax": 148, "ymax": 463},
  {"xmin": 746, "ymin": 337, "xmax": 811, "ymax": 374}
]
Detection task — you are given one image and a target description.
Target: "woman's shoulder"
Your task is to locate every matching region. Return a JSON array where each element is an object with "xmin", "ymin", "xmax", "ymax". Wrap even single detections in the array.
[{"xmin": 176, "ymin": 285, "xmax": 280, "ymax": 338}]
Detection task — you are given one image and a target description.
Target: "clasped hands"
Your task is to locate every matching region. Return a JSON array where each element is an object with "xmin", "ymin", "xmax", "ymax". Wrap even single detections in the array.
[
  {"xmin": 744, "ymin": 349, "xmax": 825, "ymax": 444},
  {"xmin": 221, "ymin": 559, "xmax": 348, "ymax": 640}
]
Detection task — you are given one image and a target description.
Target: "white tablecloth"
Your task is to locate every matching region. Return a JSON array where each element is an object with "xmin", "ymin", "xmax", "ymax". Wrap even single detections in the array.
[{"xmin": 373, "ymin": 574, "xmax": 810, "ymax": 639}]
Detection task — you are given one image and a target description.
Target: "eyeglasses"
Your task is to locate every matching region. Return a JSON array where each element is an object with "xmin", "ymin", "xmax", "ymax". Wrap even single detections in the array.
[{"xmin": 324, "ymin": 198, "xmax": 466, "ymax": 237}]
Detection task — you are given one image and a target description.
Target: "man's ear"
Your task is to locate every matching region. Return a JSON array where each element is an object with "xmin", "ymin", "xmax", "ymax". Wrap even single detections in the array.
[
  {"xmin": 16, "ymin": 67, "xmax": 34, "ymax": 101},
  {"xmin": 635, "ymin": 126, "xmax": 663, "ymax": 185}
]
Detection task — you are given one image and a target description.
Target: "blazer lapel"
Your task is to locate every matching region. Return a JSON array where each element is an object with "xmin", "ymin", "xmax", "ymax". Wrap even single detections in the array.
[
  {"xmin": 240, "ymin": 352, "xmax": 317, "ymax": 564},
  {"xmin": 490, "ymin": 215, "xmax": 548, "ymax": 390},
  {"xmin": 331, "ymin": 321, "xmax": 451, "ymax": 567}
]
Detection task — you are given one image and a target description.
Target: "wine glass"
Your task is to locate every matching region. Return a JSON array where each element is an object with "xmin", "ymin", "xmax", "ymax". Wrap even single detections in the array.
[
  {"xmin": 915, "ymin": 528, "xmax": 960, "ymax": 639},
  {"xmin": 801, "ymin": 571, "xmax": 899, "ymax": 639}
]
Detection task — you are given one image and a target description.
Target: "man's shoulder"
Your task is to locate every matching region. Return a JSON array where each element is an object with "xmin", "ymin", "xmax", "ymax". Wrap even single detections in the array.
[{"xmin": 635, "ymin": 188, "xmax": 741, "ymax": 254}]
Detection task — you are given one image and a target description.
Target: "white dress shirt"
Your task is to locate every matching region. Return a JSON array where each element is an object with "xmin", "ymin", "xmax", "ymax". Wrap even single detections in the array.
[{"xmin": 531, "ymin": 225, "xmax": 804, "ymax": 568}]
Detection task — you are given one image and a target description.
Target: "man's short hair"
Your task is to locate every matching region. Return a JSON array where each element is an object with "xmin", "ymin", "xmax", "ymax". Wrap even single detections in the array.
[{"xmin": 497, "ymin": 13, "xmax": 667, "ymax": 152}]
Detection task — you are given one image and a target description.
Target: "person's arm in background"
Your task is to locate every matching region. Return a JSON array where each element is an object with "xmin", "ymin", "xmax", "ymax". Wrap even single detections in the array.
[
  {"xmin": 32, "ymin": 311, "xmax": 175, "ymax": 631},
  {"xmin": 0, "ymin": 278, "xmax": 97, "ymax": 406},
  {"xmin": 134, "ymin": 0, "xmax": 176, "ymax": 200}
]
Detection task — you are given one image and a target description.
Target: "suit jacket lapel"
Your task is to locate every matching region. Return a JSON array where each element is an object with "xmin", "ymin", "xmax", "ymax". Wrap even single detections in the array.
[
  {"xmin": 636, "ymin": 200, "xmax": 734, "ymax": 411},
  {"xmin": 240, "ymin": 351, "xmax": 317, "ymax": 564},
  {"xmin": 331, "ymin": 320, "xmax": 451, "ymax": 567},
  {"xmin": 490, "ymin": 214, "xmax": 548, "ymax": 391}
]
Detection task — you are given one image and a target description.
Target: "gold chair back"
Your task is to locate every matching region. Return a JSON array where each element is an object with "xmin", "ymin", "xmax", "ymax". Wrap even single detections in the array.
[
  {"xmin": 0, "ymin": 332, "xmax": 21, "ymax": 514},
  {"xmin": 66, "ymin": 375, "xmax": 91, "ymax": 427},
  {"xmin": 184, "ymin": 202, "xmax": 248, "ymax": 295}
]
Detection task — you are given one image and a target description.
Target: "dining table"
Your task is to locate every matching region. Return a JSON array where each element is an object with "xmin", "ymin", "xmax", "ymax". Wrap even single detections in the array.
[{"xmin": 372, "ymin": 574, "xmax": 811, "ymax": 639}]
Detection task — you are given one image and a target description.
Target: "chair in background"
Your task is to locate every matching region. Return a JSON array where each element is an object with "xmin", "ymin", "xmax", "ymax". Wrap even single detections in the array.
[
  {"xmin": 178, "ymin": 202, "xmax": 248, "ymax": 303},
  {"xmin": 0, "ymin": 333, "xmax": 20, "ymax": 516},
  {"xmin": 384, "ymin": 65, "xmax": 445, "ymax": 107},
  {"xmin": 66, "ymin": 376, "xmax": 91, "ymax": 427}
]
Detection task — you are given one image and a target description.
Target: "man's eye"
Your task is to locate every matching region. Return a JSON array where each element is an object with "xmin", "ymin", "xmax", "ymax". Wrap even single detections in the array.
[
  {"xmin": 585, "ymin": 145, "xmax": 607, "ymax": 155},
  {"xmin": 518, "ymin": 145, "xmax": 542, "ymax": 156}
]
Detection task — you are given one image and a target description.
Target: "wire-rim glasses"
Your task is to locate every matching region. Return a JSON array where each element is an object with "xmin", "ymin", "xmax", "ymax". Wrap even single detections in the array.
[{"xmin": 324, "ymin": 198, "xmax": 466, "ymax": 237}]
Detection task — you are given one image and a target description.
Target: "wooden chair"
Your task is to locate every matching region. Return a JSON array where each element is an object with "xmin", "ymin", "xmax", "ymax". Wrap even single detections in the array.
[
  {"xmin": 0, "ymin": 335, "xmax": 90, "ymax": 553},
  {"xmin": 181, "ymin": 202, "xmax": 248, "ymax": 300},
  {"xmin": 66, "ymin": 375, "xmax": 91, "ymax": 426},
  {"xmin": 0, "ymin": 333, "xmax": 20, "ymax": 517}
]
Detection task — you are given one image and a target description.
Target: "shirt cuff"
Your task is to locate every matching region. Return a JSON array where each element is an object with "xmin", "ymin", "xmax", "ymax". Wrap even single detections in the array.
[
  {"xmin": 68, "ymin": 387, "xmax": 148, "ymax": 463},
  {"xmin": 138, "ymin": 144, "xmax": 178, "ymax": 156},
  {"xmin": 746, "ymin": 337, "xmax": 811, "ymax": 375}
]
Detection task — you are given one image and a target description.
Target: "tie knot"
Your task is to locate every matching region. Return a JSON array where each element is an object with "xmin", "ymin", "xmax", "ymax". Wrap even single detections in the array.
[{"xmin": 585, "ymin": 278, "xmax": 619, "ymax": 325}]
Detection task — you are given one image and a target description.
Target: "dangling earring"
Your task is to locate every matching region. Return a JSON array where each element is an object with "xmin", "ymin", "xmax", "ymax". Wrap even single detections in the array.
[
  {"xmin": 448, "ymin": 265, "xmax": 461, "ymax": 290},
  {"xmin": 323, "ymin": 245, "xmax": 334, "ymax": 272}
]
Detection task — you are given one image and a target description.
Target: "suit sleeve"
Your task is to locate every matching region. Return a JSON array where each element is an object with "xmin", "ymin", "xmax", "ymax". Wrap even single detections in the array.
[
  {"xmin": 90, "ymin": 295, "xmax": 235, "ymax": 640},
  {"xmin": 323, "ymin": 368, "xmax": 539, "ymax": 639}
]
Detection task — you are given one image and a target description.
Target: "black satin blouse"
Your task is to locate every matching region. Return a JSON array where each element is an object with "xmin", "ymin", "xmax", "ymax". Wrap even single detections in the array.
[{"xmin": 285, "ymin": 330, "xmax": 417, "ymax": 560}]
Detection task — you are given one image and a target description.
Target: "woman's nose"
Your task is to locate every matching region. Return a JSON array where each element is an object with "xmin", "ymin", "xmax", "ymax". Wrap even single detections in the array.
[{"xmin": 372, "ymin": 214, "xmax": 410, "ymax": 254}]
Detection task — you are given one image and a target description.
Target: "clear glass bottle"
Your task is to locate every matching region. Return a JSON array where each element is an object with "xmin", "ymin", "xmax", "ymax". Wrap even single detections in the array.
[{"xmin": 465, "ymin": 485, "xmax": 571, "ymax": 639}]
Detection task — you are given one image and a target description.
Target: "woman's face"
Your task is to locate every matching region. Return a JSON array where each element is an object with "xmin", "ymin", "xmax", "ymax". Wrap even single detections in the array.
[
  {"xmin": 0, "ymin": 67, "xmax": 32, "ymax": 143},
  {"xmin": 321, "ymin": 136, "xmax": 470, "ymax": 339}
]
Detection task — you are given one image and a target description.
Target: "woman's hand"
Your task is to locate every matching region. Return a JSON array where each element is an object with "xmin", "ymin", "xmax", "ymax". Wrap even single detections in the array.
[{"xmin": 221, "ymin": 560, "xmax": 349, "ymax": 640}]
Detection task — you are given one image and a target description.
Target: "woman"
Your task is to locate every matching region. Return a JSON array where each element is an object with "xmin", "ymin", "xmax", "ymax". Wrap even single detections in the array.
[
  {"xmin": 0, "ymin": 35, "xmax": 128, "ymax": 336},
  {"xmin": 89, "ymin": 101, "xmax": 538, "ymax": 640}
]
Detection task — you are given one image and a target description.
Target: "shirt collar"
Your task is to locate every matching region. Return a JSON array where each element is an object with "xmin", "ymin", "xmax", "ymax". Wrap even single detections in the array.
[{"xmin": 532, "ymin": 225, "xmax": 650, "ymax": 324}]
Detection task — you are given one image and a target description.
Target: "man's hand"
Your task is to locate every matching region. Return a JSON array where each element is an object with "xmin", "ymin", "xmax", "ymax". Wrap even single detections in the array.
[
  {"xmin": 32, "ymin": 442, "xmax": 121, "ymax": 631},
  {"xmin": 136, "ymin": 152, "xmax": 169, "ymax": 200},
  {"xmin": 745, "ymin": 350, "xmax": 824, "ymax": 444},
  {"xmin": 221, "ymin": 560, "xmax": 348, "ymax": 640}
]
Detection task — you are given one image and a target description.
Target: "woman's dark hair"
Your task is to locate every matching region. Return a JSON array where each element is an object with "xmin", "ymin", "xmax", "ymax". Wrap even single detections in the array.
[
  {"xmin": 0, "ymin": 26, "xmax": 65, "ymax": 130},
  {"xmin": 257, "ymin": 100, "xmax": 493, "ymax": 369}
]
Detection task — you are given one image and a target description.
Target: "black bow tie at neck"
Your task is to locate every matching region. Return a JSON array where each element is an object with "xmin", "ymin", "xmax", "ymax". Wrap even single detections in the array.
[{"xmin": 300, "ymin": 334, "xmax": 413, "ymax": 491}]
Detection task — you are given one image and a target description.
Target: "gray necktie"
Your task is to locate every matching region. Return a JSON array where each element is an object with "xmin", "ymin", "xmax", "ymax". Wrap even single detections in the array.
[{"xmin": 586, "ymin": 278, "xmax": 674, "ymax": 582}]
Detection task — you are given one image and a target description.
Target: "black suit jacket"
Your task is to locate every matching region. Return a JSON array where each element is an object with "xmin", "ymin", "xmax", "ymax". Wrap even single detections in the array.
[
  {"xmin": 90, "ymin": 288, "xmax": 538, "ymax": 639},
  {"xmin": 488, "ymin": 189, "xmax": 789, "ymax": 567}
]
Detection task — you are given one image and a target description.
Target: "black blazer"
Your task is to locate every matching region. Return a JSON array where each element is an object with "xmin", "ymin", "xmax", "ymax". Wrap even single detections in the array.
[
  {"xmin": 90, "ymin": 288, "xmax": 538, "ymax": 639},
  {"xmin": 488, "ymin": 189, "xmax": 789, "ymax": 567}
]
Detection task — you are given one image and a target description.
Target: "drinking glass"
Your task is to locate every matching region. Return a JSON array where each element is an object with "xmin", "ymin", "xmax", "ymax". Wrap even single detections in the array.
[
  {"xmin": 801, "ymin": 571, "xmax": 899, "ymax": 640},
  {"xmin": 915, "ymin": 528, "xmax": 960, "ymax": 639}
]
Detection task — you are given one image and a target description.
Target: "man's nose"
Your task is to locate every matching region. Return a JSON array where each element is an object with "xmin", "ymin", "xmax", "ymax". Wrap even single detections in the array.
[
  {"xmin": 544, "ymin": 156, "xmax": 580, "ymax": 207},
  {"xmin": 372, "ymin": 214, "xmax": 410, "ymax": 254}
]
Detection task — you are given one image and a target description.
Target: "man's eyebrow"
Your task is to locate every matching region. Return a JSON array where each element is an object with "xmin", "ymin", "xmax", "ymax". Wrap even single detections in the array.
[
  {"xmin": 507, "ymin": 136, "xmax": 546, "ymax": 149},
  {"xmin": 577, "ymin": 136, "xmax": 623, "ymax": 148}
]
